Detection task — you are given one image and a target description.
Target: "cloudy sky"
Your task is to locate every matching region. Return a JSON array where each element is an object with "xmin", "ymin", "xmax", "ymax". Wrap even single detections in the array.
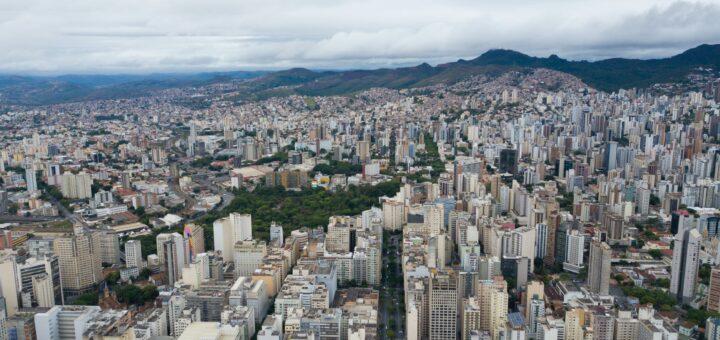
[{"xmin": 1, "ymin": 0, "xmax": 719, "ymax": 74}]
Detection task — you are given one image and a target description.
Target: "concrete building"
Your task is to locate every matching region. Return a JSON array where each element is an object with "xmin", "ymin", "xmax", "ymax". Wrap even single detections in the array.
[
  {"xmin": 429, "ymin": 270, "xmax": 457, "ymax": 340},
  {"xmin": 670, "ymin": 227, "xmax": 702, "ymax": 303},
  {"xmin": 587, "ymin": 240, "xmax": 611, "ymax": 295},
  {"xmin": 54, "ymin": 232, "xmax": 103, "ymax": 297}
]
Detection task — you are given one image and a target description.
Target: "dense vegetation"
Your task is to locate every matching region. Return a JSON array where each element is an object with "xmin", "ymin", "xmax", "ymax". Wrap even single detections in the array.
[
  {"xmin": 197, "ymin": 180, "xmax": 400, "ymax": 240},
  {"xmin": 313, "ymin": 160, "xmax": 362, "ymax": 176}
]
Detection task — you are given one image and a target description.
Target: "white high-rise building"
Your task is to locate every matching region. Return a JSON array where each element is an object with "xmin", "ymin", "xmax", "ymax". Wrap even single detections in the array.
[
  {"xmin": 125, "ymin": 240, "xmax": 144, "ymax": 278},
  {"xmin": 230, "ymin": 213, "xmax": 253, "ymax": 243},
  {"xmin": 671, "ymin": 227, "xmax": 702, "ymax": 303},
  {"xmin": 563, "ymin": 230, "xmax": 585, "ymax": 274}
]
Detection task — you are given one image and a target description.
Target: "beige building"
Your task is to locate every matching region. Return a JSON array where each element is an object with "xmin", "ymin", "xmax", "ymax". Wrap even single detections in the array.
[{"xmin": 54, "ymin": 232, "xmax": 103, "ymax": 297}]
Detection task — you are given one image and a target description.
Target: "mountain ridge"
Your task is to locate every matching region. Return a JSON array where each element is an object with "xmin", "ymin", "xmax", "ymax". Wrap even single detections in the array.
[{"xmin": 1, "ymin": 44, "xmax": 718, "ymax": 105}]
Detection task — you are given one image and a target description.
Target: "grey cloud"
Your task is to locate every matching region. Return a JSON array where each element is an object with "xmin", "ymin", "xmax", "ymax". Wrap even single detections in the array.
[{"xmin": 0, "ymin": 0, "xmax": 718, "ymax": 73}]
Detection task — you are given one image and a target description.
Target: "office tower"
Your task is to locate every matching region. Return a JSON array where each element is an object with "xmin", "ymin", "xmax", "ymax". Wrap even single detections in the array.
[
  {"xmin": 54, "ymin": 232, "xmax": 103, "ymax": 297},
  {"xmin": 60, "ymin": 172, "xmax": 93, "ymax": 199},
  {"xmin": 98, "ymin": 232, "xmax": 121, "ymax": 265},
  {"xmin": 162, "ymin": 239, "xmax": 180, "ymax": 286},
  {"xmin": 234, "ymin": 240, "xmax": 267, "ymax": 276},
  {"xmin": 555, "ymin": 222, "xmax": 570, "ymax": 265},
  {"xmin": 587, "ymin": 240, "xmax": 611, "ymax": 295},
  {"xmin": 670, "ymin": 228, "xmax": 702, "ymax": 303},
  {"xmin": 25, "ymin": 168, "xmax": 37, "ymax": 193},
  {"xmin": 499, "ymin": 148, "xmax": 517, "ymax": 175},
  {"xmin": 563, "ymin": 230, "xmax": 585, "ymax": 273},
  {"xmin": 184, "ymin": 223, "xmax": 206, "ymax": 261},
  {"xmin": 0, "ymin": 257, "xmax": 19, "ymax": 317},
  {"xmin": 603, "ymin": 141, "xmax": 617, "ymax": 174},
  {"xmin": 429, "ymin": 270, "xmax": 457, "ymax": 340},
  {"xmin": 32, "ymin": 273, "xmax": 55, "ymax": 308},
  {"xmin": 535, "ymin": 223, "xmax": 548, "ymax": 259},
  {"xmin": 269, "ymin": 223, "xmax": 284, "ymax": 245},
  {"xmin": 124, "ymin": 240, "xmax": 144, "ymax": 278}
]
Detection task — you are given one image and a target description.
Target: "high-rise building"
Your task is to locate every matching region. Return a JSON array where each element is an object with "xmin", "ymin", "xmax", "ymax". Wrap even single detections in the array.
[
  {"xmin": 589, "ymin": 307, "xmax": 614, "ymax": 340},
  {"xmin": 0, "ymin": 257, "xmax": 19, "ymax": 317},
  {"xmin": 54, "ymin": 232, "xmax": 103, "ymax": 297},
  {"xmin": 527, "ymin": 298, "xmax": 545, "ymax": 338},
  {"xmin": 476, "ymin": 277, "xmax": 508, "ymax": 340},
  {"xmin": 357, "ymin": 140, "xmax": 371, "ymax": 163},
  {"xmin": 184, "ymin": 223, "xmax": 206, "ymax": 261},
  {"xmin": 635, "ymin": 187, "xmax": 651, "ymax": 216},
  {"xmin": 98, "ymin": 232, "xmax": 121, "ymax": 265},
  {"xmin": 603, "ymin": 141, "xmax": 618, "ymax": 174},
  {"xmin": 587, "ymin": 240, "xmax": 611, "ymax": 295},
  {"xmin": 499, "ymin": 148, "xmax": 517, "ymax": 175},
  {"xmin": 32, "ymin": 273, "xmax": 55, "ymax": 308},
  {"xmin": 234, "ymin": 240, "xmax": 267, "ymax": 277},
  {"xmin": 603, "ymin": 212, "xmax": 624, "ymax": 242},
  {"xmin": 614, "ymin": 310, "xmax": 639, "ymax": 340},
  {"xmin": 707, "ymin": 317, "xmax": 720, "ymax": 340},
  {"xmin": 563, "ymin": 230, "xmax": 585, "ymax": 274},
  {"xmin": 524, "ymin": 281, "xmax": 544, "ymax": 321},
  {"xmin": 564, "ymin": 308, "xmax": 585, "ymax": 340},
  {"xmin": 382, "ymin": 201, "xmax": 404, "ymax": 231},
  {"xmin": 124, "ymin": 240, "xmax": 144, "ymax": 278},
  {"xmin": 230, "ymin": 213, "xmax": 253, "ymax": 243},
  {"xmin": 60, "ymin": 172, "xmax": 93, "ymax": 199},
  {"xmin": 162, "ymin": 239, "xmax": 180, "ymax": 286},
  {"xmin": 429, "ymin": 270, "xmax": 457, "ymax": 340},
  {"xmin": 25, "ymin": 168, "xmax": 37, "ymax": 193},
  {"xmin": 710, "ymin": 268, "xmax": 720, "ymax": 313},
  {"xmin": 670, "ymin": 227, "xmax": 702, "ymax": 303}
]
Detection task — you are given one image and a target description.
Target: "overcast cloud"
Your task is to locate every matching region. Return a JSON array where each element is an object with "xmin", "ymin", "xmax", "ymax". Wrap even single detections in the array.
[{"xmin": 1, "ymin": 0, "xmax": 719, "ymax": 74}]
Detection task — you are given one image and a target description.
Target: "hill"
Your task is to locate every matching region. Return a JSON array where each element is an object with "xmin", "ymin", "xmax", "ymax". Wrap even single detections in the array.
[{"xmin": 2, "ymin": 44, "xmax": 718, "ymax": 105}]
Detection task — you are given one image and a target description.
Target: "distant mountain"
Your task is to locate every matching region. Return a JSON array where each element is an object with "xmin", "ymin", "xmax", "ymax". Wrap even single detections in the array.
[
  {"xmin": 288, "ymin": 44, "xmax": 720, "ymax": 95},
  {"xmin": 2, "ymin": 44, "xmax": 718, "ymax": 105},
  {"xmin": 0, "ymin": 71, "xmax": 266, "ymax": 105}
]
